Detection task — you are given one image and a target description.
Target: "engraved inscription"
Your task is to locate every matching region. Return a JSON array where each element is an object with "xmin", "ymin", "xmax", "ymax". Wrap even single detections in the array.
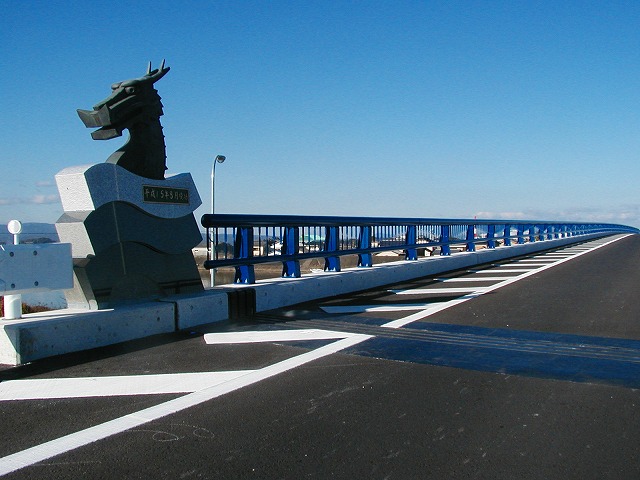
[{"xmin": 143, "ymin": 185, "xmax": 190, "ymax": 205}]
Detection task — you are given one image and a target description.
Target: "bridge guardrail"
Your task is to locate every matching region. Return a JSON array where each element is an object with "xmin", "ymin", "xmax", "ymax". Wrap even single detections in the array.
[{"xmin": 201, "ymin": 214, "xmax": 638, "ymax": 284}]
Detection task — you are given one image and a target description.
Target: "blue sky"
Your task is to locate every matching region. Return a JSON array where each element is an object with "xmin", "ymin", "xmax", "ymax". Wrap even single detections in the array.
[{"xmin": 1, "ymin": 1, "xmax": 639, "ymax": 228}]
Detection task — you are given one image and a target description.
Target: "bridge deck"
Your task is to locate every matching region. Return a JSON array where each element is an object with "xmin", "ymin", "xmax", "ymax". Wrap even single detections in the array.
[{"xmin": 0, "ymin": 234, "xmax": 638, "ymax": 479}]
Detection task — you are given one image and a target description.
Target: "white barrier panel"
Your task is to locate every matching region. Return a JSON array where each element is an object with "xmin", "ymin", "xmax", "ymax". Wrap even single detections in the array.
[{"xmin": 0, "ymin": 243, "xmax": 73, "ymax": 295}]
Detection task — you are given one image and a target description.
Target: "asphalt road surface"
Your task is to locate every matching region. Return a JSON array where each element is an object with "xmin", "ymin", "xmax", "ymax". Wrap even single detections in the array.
[{"xmin": 0, "ymin": 234, "xmax": 639, "ymax": 479}]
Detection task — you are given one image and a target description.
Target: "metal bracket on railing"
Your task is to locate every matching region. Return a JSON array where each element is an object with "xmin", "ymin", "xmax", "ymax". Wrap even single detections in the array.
[
  {"xmin": 324, "ymin": 226, "xmax": 340, "ymax": 272},
  {"xmin": 282, "ymin": 226, "xmax": 301, "ymax": 277},
  {"xmin": 466, "ymin": 225, "xmax": 476, "ymax": 252},
  {"xmin": 487, "ymin": 224, "xmax": 496, "ymax": 249},
  {"xmin": 440, "ymin": 225, "xmax": 451, "ymax": 256},
  {"xmin": 233, "ymin": 227, "xmax": 255, "ymax": 283},
  {"xmin": 358, "ymin": 226, "xmax": 372, "ymax": 267},
  {"xmin": 405, "ymin": 225, "xmax": 418, "ymax": 260},
  {"xmin": 503, "ymin": 224, "xmax": 511, "ymax": 246}
]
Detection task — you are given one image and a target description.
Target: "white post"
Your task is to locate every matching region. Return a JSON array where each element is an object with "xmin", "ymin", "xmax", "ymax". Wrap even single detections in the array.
[{"xmin": 4, "ymin": 220, "xmax": 23, "ymax": 320}]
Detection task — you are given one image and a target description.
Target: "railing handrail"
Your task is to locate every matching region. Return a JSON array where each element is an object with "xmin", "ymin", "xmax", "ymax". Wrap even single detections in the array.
[
  {"xmin": 201, "ymin": 214, "xmax": 639, "ymax": 284},
  {"xmin": 202, "ymin": 213, "xmax": 633, "ymax": 229}
]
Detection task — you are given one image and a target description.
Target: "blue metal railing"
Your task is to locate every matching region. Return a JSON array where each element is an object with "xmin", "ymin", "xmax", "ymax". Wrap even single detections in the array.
[{"xmin": 201, "ymin": 214, "xmax": 638, "ymax": 283}]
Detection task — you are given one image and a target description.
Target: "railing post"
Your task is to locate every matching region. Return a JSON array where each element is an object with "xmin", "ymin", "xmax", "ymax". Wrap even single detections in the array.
[
  {"xmin": 282, "ymin": 226, "xmax": 301, "ymax": 277},
  {"xmin": 440, "ymin": 225, "xmax": 451, "ymax": 256},
  {"xmin": 503, "ymin": 224, "xmax": 511, "ymax": 246},
  {"xmin": 324, "ymin": 226, "xmax": 341, "ymax": 272},
  {"xmin": 233, "ymin": 227, "xmax": 256, "ymax": 283},
  {"xmin": 487, "ymin": 224, "xmax": 496, "ymax": 249},
  {"xmin": 529, "ymin": 225, "xmax": 536, "ymax": 243},
  {"xmin": 405, "ymin": 225, "xmax": 418, "ymax": 260},
  {"xmin": 466, "ymin": 224, "xmax": 476, "ymax": 252},
  {"xmin": 517, "ymin": 225, "xmax": 525, "ymax": 244},
  {"xmin": 358, "ymin": 225, "xmax": 373, "ymax": 267}
]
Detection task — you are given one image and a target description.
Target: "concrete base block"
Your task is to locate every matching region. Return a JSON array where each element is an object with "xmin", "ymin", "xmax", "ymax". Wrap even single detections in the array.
[
  {"xmin": 0, "ymin": 302, "xmax": 175, "ymax": 365},
  {"xmin": 160, "ymin": 291, "xmax": 229, "ymax": 330}
]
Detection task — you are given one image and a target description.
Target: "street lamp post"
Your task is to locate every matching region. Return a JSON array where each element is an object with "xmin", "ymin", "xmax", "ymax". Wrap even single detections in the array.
[{"xmin": 210, "ymin": 154, "xmax": 226, "ymax": 287}]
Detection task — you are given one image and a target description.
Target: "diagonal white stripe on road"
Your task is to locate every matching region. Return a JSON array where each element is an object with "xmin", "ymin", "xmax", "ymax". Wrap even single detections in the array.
[{"xmin": 0, "ymin": 334, "xmax": 372, "ymax": 476}]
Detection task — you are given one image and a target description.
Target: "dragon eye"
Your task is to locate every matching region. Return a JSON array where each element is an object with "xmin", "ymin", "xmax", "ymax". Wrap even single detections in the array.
[{"xmin": 125, "ymin": 86, "xmax": 136, "ymax": 94}]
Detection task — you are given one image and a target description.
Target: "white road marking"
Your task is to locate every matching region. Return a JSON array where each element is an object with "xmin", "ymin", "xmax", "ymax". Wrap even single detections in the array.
[
  {"xmin": 0, "ymin": 371, "xmax": 256, "ymax": 400},
  {"xmin": 321, "ymin": 303, "xmax": 448, "ymax": 313},
  {"xmin": 514, "ymin": 260, "xmax": 555, "ymax": 263},
  {"xmin": 467, "ymin": 269, "xmax": 534, "ymax": 273},
  {"xmin": 338, "ymin": 235, "xmax": 631, "ymax": 330},
  {"xmin": 434, "ymin": 277, "xmax": 516, "ymax": 282},
  {"xmin": 389, "ymin": 287, "xmax": 489, "ymax": 295},
  {"xmin": 509, "ymin": 263, "xmax": 552, "ymax": 267},
  {"xmin": 381, "ymin": 296, "xmax": 479, "ymax": 329},
  {"xmin": 0, "ymin": 235, "xmax": 628, "ymax": 475},
  {"xmin": 204, "ymin": 329, "xmax": 360, "ymax": 344},
  {"xmin": 0, "ymin": 334, "xmax": 372, "ymax": 476}
]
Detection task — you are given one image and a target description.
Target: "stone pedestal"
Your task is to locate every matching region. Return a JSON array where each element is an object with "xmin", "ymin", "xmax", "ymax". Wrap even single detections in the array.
[{"xmin": 55, "ymin": 163, "xmax": 203, "ymax": 309}]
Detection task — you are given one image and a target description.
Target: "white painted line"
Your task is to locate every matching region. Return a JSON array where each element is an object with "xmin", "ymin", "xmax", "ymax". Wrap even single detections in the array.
[
  {"xmin": 0, "ymin": 371, "xmax": 256, "ymax": 400},
  {"xmin": 491, "ymin": 264, "xmax": 533, "ymax": 267},
  {"xmin": 0, "ymin": 333, "xmax": 372, "ymax": 476},
  {"xmin": 382, "ymin": 235, "xmax": 631, "ymax": 328},
  {"xmin": 203, "ymin": 329, "xmax": 357, "ymax": 344},
  {"xmin": 435, "ymin": 277, "xmax": 516, "ymax": 282},
  {"xmin": 468, "ymin": 269, "xmax": 534, "ymax": 273},
  {"xmin": 321, "ymin": 304, "xmax": 441, "ymax": 313},
  {"xmin": 511, "ymin": 263, "xmax": 551, "ymax": 267},
  {"xmin": 382, "ymin": 296, "xmax": 479, "ymax": 328},
  {"xmin": 389, "ymin": 287, "xmax": 489, "ymax": 295},
  {"xmin": 514, "ymin": 260, "xmax": 555, "ymax": 263}
]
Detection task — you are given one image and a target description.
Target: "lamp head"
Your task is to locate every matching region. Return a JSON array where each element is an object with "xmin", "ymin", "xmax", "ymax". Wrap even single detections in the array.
[
  {"xmin": 7, "ymin": 220, "xmax": 22, "ymax": 235},
  {"xmin": 215, "ymin": 155, "xmax": 226, "ymax": 164}
]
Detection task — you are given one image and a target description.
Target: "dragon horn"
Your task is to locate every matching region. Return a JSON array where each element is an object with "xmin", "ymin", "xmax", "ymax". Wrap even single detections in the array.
[
  {"xmin": 143, "ymin": 59, "xmax": 170, "ymax": 83},
  {"xmin": 147, "ymin": 61, "xmax": 152, "ymax": 75}
]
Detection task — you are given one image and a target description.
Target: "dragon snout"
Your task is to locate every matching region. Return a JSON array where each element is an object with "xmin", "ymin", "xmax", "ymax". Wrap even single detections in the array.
[{"xmin": 77, "ymin": 106, "xmax": 123, "ymax": 140}]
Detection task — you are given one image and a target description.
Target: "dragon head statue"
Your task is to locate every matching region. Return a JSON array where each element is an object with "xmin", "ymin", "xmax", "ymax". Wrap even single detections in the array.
[{"xmin": 77, "ymin": 61, "xmax": 170, "ymax": 180}]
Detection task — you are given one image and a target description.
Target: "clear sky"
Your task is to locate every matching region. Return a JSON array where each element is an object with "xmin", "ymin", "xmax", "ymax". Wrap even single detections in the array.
[{"xmin": 1, "ymin": 1, "xmax": 639, "ymax": 228}]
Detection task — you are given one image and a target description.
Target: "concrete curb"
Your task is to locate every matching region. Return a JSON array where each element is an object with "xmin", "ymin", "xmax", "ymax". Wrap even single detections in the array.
[{"xmin": 223, "ymin": 234, "xmax": 604, "ymax": 313}]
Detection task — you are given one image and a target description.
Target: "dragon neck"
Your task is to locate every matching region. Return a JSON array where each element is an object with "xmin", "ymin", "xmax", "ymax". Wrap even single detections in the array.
[{"xmin": 106, "ymin": 117, "xmax": 167, "ymax": 180}]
